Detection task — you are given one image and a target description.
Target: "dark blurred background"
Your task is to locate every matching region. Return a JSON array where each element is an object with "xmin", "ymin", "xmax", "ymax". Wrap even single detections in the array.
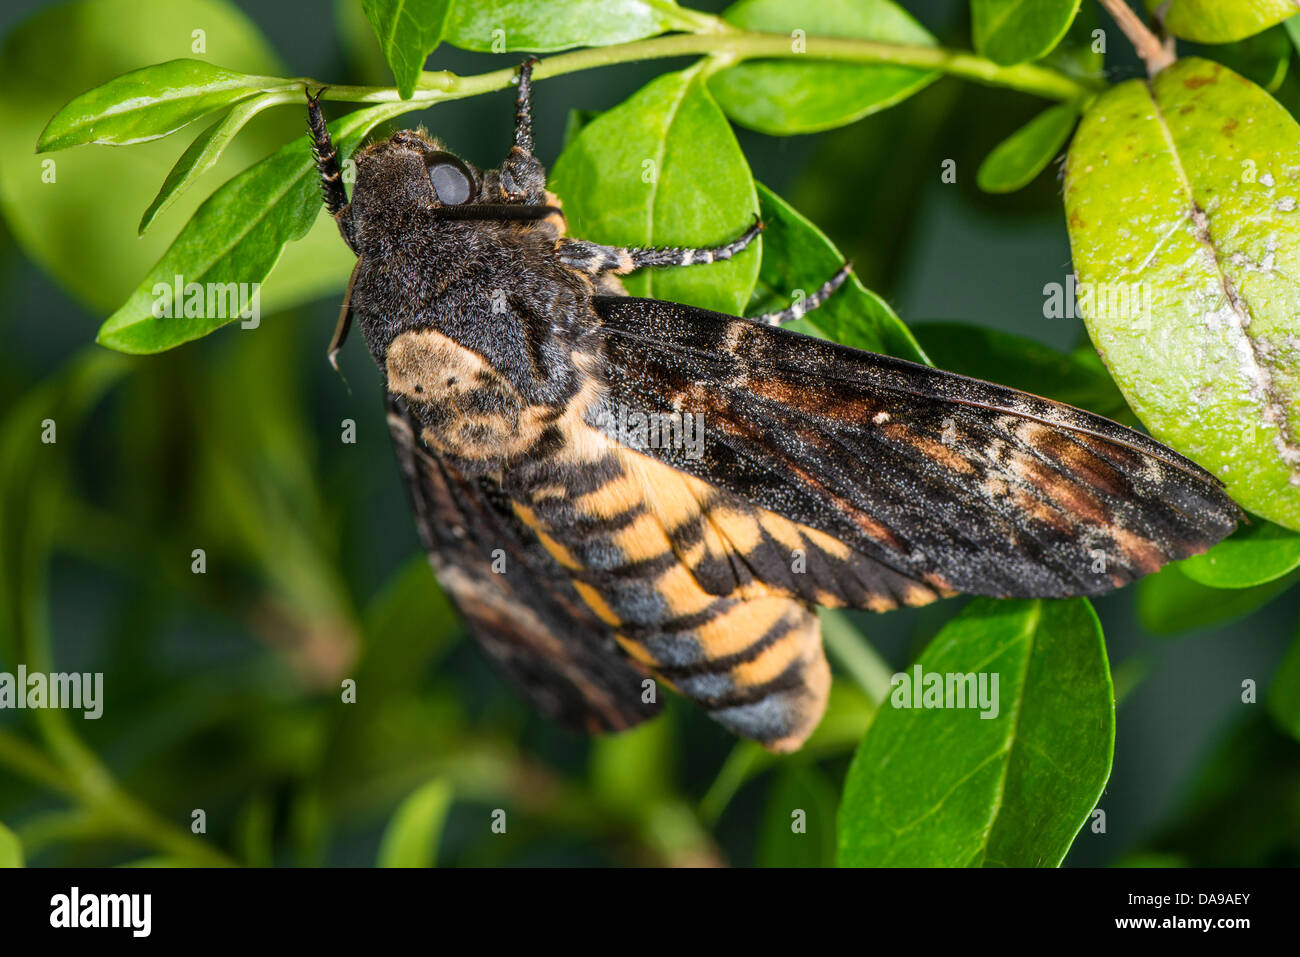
[{"xmin": 0, "ymin": 0, "xmax": 1297, "ymax": 867}]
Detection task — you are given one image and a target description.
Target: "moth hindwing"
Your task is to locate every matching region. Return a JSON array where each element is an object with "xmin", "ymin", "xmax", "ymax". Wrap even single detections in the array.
[{"xmin": 307, "ymin": 63, "xmax": 1237, "ymax": 753}]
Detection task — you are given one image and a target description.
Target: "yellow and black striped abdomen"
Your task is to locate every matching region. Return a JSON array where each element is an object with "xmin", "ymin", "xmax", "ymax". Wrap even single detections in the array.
[{"xmin": 513, "ymin": 424, "xmax": 832, "ymax": 752}]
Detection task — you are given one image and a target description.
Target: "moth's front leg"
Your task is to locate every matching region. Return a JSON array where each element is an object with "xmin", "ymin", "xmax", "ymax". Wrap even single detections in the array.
[
  {"xmin": 556, "ymin": 215, "xmax": 763, "ymax": 275},
  {"xmin": 307, "ymin": 88, "xmax": 356, "ymax": 251}
]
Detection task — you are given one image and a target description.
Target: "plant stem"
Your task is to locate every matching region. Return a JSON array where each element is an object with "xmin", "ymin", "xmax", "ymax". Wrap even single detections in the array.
[
  {"xmin": 1097, "ymin": 0, "xmax": 1176, "ymax": 76},
  {"xmin": 0, "ymin": 726, "xmax": 234, "ymax": 865},
  {"xmin": 315, "ymin": 29, "xmax": 1101, "ymax": 109},
  {"xmin": 0, "ymin": 727, "xmax": 75, "ymax": 795},
  {"xmin": 820, "ymin": 610, "xmax": 894, "ymax": 704}
]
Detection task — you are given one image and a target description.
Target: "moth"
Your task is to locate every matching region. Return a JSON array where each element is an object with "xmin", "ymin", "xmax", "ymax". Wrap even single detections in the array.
[{"xmin": 308, "ymin": 61, "xmax": 1237, "ymax": 753}]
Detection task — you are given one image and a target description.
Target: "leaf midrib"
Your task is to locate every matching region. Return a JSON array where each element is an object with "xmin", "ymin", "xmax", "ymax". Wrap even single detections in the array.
[
  {"xmin": 971, "ymin": 599, "xmax": 1041, "ymax": 865},
  {"xmin": 1141, "ymin": 72, "xmax": 1300, "ymax": 473},
  {"xmin": 643, "ymin": 66, "xmax": 700, "ymax": 298}
]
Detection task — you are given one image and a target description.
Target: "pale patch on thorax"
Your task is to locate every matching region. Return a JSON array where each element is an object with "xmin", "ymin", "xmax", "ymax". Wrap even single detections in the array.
[{"xmin": 387, "ymin": 328, "xmax": 529, "ymax": 461}]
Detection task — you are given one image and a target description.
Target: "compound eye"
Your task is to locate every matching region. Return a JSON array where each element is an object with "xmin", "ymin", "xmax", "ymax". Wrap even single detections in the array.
[{"xmin": 426, "ymin": 152, "xmax": 474, "ymax": 205}]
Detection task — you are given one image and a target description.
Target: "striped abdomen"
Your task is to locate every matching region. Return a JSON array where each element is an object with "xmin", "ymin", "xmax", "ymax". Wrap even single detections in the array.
[{"xmin": 507, "ymin": 408, "xmax": 832, "ymax": 753}]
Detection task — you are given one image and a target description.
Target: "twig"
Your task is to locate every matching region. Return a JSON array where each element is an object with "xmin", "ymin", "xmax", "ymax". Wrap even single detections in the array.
[
  {"xmin": 1097, "ymin": 0, "xmax": 1176, "ymax": 76},
  {"xmin": 312, "ymin": 29, "xmax": 1105, "ymax": 109}
]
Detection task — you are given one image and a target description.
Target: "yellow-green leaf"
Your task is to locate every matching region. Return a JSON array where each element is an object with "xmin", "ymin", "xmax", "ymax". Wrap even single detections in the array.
[
  {"xmin": 1152, "ymin": 0, "xmax": 1300, "ymax": 44},
  {"xmin": 972, "ymin": 0, "xmax": 1082, "ymax": 66},
  {"xmin": 709, "ymin": 0, "xmax": 939, "ymax": 135},
  {"xmin": 376, "ymin": 778, "xmax": 454, "ymax": 868},
  {"xmin": 138, "ymin": 91, "xmax": 291, "ymax": 235},
  {"xmin": 98, "ymin": 101, "xmax": 421, "ymax": 353},
  {"xmin": 1179, "ymin": 519, "xmax": 1300, "ymax": 587},
  {"xmin": 977, "ymin": 101, "xmax": 1079, "ymax": 192},
  {"xmin": 445, "ymin": 0, "xmax": 692, "ymax": 52},
  {"xmin": 38, "ymin": 58, "xmax": 287, "ymax": 151},
  {"xmin": 1065, "ymin": 58, "xmax": 1300, "ymax": 531},
  {"xmin": 0, "ymin": 822, "xmax": 22, "ymax": 868},
  {"xmin": 0, "ymin": 0, "xmax": 339, "ymax": 315}
]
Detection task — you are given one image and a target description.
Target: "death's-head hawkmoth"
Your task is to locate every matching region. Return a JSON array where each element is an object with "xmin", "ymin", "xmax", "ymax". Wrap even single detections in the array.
[{"xmin": 308, "ymin": 61, "xmax": 1237, "ymax": 753}]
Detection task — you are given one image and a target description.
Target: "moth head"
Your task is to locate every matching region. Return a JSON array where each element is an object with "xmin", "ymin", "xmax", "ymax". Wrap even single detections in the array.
[{"xmin": 350, "ymin": 128, "xmax": 486, "ymax": 216}]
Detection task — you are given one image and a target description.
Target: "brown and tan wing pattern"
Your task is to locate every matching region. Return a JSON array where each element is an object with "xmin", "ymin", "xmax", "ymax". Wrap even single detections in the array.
[
  {"xmin": 387, "ymin": 395, "xmax": 659, "ymax": 734},
  {"xmin": 591, "ymin": 295, "xmax": 1239, "ymax": 601}
]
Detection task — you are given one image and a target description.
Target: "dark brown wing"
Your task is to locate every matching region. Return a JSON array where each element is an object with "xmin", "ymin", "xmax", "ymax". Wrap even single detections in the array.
[
  {"xmin": 591, "ymin": 295, "xmax": 1238, "ymax": 601},
  {"xmin": 387, "ymin": 395, "xmax": 659, "ymax": 733}
]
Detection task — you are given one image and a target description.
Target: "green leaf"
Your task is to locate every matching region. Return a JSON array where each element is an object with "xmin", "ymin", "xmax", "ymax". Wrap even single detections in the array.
[
  {"xmin": 1065, "ymin": 58, "xmax": 1300, "ymax": 531},
  {"xmin": 757, "ymin": 766, "xmax": 839, "ymax": 867},
  {"xmin": 780, "ymin": 74, "xmax": 959, "ymax": 294},
  {"xmin": 98, "ymin": 101, "xmax": 421, "ymax": 353},
  {"xmin": 1038, "ymin": 0, "xmax": 1104, "ymax": 81},
  {"xmin": 1137, "ymin": 563, "xmax": 1297, "ymax": 634},
  {"xmin": 972, "ymin": 0, "xmax": 1082, "ymax": 66},
  {"xmin": 1269, "ymin": 627, "xmax": 1300, "ymax": 742},
  {"xmin": 38, "ymin": 58, "xmax": 288, "ymax": 152},
  {"xmin": 837, "ymin": 599, "xmax": 1114, "ymax": 867},
  {"xmin": 550, "ymin": 66, "xmax": 760, "ymax": 315},
  {"xmin": 1288, "ymin": 13, "xmax": 1300, "ymax": 55},
  {"xmin": 361, "ymin": 0, "xmax": 453, "ymax": 99},
  {"xmin": 1179, "ymin": 519, "xmax": 1300, "ymax": 588},
  {"xmin": 708, "ymin": 0, "xmax": 939, "ymax": 135},
  {"xmin": 444, "ymin": 0, "xmax": 695, "ymax": 52},
  {"xmin": 0, "ymin": 0, "xmax": 348, "ymax": 315},
  {"xmin": 376, "ymin": 778, "xmax": 454, "ymax": 867},
  {"xmin": 754, "ymin": 183, "xmax": 928, "ymax": 363},
  {"xmin": 1202, "ymin": 24, "xmax": 1292, "ymax": 92},
  {"xmin": 976, "ymin": 102, "xmax": 1078, "ymax": 193},
  {"xmin": 0, "ymin": 822, "xmax": 23, "ymax": 868},
  {"xmin": 138, "ymin": 91, "xmax": 290, "ymax": 235},
  {"xmin": 911, "ymin": 322, "xmax": 1127, "ymax": 416},
  {"xmin": 1153, "ymin": 0, "xmax": 1300, "ymax": 44},
  {"xmin": 591, "ymin": 718, "xmax": 675, "ymax": 813}
]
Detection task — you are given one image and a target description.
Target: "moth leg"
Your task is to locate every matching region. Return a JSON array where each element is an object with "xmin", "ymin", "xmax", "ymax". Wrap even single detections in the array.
[
  {"xmin": 307, "ymin": 88, "xmax": 356, "ymax": 250},
  {"xmin": 556, "ymin": 215, "xmax": 763, "ymax": 275},
  {"xmin": 752, "ymin": 262, "xmax": 853, "ymax": 326},
  {"xmin": 500, "ymin": 58, "xmax": 548, "ymax": 203}
]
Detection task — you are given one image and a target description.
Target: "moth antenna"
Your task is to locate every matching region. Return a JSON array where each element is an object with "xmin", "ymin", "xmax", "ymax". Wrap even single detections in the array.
[
  {"xmin": 500, "ymin": 58, "xmax": 547, "ymax": 202},
  {"xmin": 513, "ymin": 57, "xmax": 538, "ymax": 155}
]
